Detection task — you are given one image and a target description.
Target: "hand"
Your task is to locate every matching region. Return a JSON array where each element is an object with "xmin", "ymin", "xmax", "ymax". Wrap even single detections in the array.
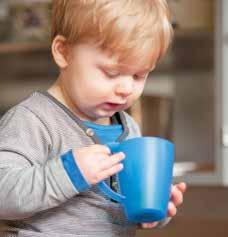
[
  {"xmin": 141, "ymin": 182, "xmax": 187, "ymax": 229},
  {"xmin": 74, "ymin": 144, "xmax": 125, "ymax": 185}
]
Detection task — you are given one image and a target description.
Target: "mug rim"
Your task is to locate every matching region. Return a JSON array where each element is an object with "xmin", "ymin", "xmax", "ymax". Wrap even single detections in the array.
[{"xmin": 123, "ymin": 136, "xmax": 174, "ymax": 146}]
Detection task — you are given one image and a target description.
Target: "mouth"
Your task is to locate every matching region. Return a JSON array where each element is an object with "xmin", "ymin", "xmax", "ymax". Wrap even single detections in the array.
[{"xmin": 102, "ymin": 102, "xmax": 127, "ymax": 110}]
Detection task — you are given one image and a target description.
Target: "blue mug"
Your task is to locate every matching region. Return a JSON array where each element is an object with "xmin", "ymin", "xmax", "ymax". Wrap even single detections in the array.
[{"xmin": 98, "ymin": 136, "xmax": 174, "ymax": 223}]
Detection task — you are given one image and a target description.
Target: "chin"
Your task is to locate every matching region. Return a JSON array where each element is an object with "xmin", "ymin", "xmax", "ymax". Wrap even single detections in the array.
[{"xmin": 95, "ymin": 110, "xmax": 116, "ymax": 118}]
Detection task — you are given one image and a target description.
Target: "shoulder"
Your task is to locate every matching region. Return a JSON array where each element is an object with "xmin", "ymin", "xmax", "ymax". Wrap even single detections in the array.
[
  {"xmin": 121, "ymin": 111, "xmax": 141, "ymax": 138},
  {"xmin": 0, "ymin": 92, "xmax": 53, "ymax": 140},
  {"xmin": 1, "ymin": 92, "xmax": 48, "ymax": 124},
  {"xmin": 19, "ymin": 91, "xmax": 57, "ymax": 118},
  {"xmin": 4, "ymin": 91, "xmax": 68, "ymax": 130}
]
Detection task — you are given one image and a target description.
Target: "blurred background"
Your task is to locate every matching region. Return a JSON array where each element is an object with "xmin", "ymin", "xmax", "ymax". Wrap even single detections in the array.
[{"xmin": 0, "ymin": 0, "xmax": 228, "ymax": 236}]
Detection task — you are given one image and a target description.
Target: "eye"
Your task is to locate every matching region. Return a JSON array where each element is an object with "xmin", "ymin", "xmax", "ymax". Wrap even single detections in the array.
[
  {"xmin": 103, "ymin": 69, "xmax": 120, "ymax": 79},
  {"xmin": 133, "ymin": 73, "xmax": 148, "ymax": 80}
]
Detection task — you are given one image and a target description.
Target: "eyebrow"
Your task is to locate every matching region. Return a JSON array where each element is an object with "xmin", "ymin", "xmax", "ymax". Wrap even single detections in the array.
[{"xmin": 100, "ymin": 63, "xmax": 153, "ymax": 75}]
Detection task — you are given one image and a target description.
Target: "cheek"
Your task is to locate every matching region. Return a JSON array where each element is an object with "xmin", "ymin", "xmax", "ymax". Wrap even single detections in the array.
[
  {"xmin": 126, "ymin": 86, "xmax": 144, "ymax": 108},
  {"xmin": 84, "ymin": 74, "xmax": 114, "ymax": 97},
  {"xmin": 132, "ymin": 82, "xmax": 145, "ymax": 99}
]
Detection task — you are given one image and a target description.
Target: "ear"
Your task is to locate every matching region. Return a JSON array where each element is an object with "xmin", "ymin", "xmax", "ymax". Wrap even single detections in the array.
[{"xmin": 52, "ymin": 35, "xmax": 70, "ymax": 69}]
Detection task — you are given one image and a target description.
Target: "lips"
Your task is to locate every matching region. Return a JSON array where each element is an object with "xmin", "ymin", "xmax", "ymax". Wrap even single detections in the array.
[{"xmin": 102, "ymin": 102, "xmax": 126, "ymax": 110}]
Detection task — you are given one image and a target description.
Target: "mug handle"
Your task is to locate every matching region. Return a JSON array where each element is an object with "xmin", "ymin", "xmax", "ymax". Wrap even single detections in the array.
[{"xmin": 97, "ymin": 142, "xmax": 126, "ymax": 204}]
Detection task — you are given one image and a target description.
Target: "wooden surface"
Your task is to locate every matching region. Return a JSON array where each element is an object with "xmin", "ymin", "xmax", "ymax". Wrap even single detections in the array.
[{"xmin": 137, "ymin": 218, "xmax": 228, "ymax": 237}]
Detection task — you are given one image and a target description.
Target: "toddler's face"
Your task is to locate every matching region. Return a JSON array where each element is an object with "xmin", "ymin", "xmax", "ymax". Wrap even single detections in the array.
[{"xmin": 61, "ymin": 43, "xmax": 155, "ymax": 122}]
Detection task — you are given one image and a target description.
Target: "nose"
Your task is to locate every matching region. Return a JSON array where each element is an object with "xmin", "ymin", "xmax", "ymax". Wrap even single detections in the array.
[{"xmin": 115, "ymin": 76, "xmax": 134, "ymax": 97}]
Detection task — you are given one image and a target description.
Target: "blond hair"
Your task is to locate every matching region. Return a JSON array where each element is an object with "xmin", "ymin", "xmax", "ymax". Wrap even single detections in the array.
[{"xmin": 52, "ymin": 0, "xmax": 173, "ymax": 68}]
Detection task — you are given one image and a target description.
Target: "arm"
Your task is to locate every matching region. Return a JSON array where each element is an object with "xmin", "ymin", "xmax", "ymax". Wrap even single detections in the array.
[
  {"xmin": 0, "ymin": 107, "xmax": 79, "ymax": 220},
  {"xmin": 0, "ymin": 152, "xmax": 78, "ymax": 220},
  {"xmin": 0, "ymin": 106, "xmax": 125, "ymax": 220}
]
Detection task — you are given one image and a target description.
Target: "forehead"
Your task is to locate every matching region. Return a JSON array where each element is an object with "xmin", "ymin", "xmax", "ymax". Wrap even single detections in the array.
[
  {"xmin": 71, "ymin": 42, "xmax": 158, "ymax": 73},
  {"xmin": 96, "ymin": 47, "xmax": 158, "ymax": 73}
]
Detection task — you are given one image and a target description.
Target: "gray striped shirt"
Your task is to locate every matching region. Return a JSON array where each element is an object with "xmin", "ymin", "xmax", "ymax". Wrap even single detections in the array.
[{"xmin": 0, "ymin": 91, "xmax": 143, "ymax": 237}]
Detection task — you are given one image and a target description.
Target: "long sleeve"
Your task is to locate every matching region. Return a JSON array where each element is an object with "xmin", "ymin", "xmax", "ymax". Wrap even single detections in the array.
[{"xmin": 0, "ymin": 106, "xmax": 79, "ymax": 220}]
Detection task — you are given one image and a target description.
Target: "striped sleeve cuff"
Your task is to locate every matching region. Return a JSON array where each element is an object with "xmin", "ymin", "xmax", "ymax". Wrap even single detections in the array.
[{"xmin": 61, "ymin": 150, "xmax": 91, "ymax": 192}]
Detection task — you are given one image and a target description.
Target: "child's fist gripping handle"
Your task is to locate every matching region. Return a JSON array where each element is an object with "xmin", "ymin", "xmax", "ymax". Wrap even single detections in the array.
[{"xmin": 98, "ymin": 142, "xmax": 126, "ymax": 203}]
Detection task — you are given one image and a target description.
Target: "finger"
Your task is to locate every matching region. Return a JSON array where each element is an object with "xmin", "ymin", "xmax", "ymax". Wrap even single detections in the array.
[
  {"xmin": 168, "ymin": 201, "xmax": 177, "ymax": 217},
  {"xmin": 169, "ymin": 184, "xmax": 174, "ymax": 198},
  {"xmin": 100, "ymin": 152, "xmax": 125, "ymax": 170},
  {"xmin": 141, "ymin": 222, "xmax": 158, "ymax": 229},
  {"xmin": 176, "ymin": 182, "xmax": 187, "ymax": 193},
  {"xmin": 170, "ymin": 186, "xmax": 183, "ymax": 207},
  {"xmin": 91, "ymin": 144, "xmax": 111, "ymax": 154},
  {"xmin": 98, "ymin": 163, "xmax": 124, "ymax": 181}
]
